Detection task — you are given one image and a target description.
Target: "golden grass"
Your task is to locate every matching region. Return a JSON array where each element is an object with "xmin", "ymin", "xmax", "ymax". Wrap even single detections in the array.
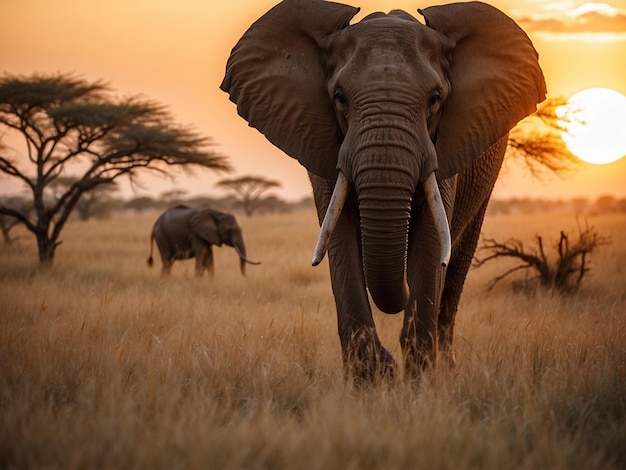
[{"xmin": 1, "ymin": 210, "xmax": 625, "ymax": 469}]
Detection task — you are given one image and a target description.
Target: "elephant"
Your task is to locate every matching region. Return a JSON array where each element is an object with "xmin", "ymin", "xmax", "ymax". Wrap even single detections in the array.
[
  {"xmin": 221, "ymin": 0, "xmax": 546, "ymax": 380},
  {"xmin": 147, "ymin": 205, "xmax": 260, "ymax": 277}
]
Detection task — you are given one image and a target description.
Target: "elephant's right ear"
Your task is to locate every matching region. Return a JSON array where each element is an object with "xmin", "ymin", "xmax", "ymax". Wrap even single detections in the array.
[
  {"xmin": 220, "ymin": 0, "xmax": 359, "ymax": 181},
  {"xmin": 191, "ymin": 210, "xmax": 222, "ymax": 246}
]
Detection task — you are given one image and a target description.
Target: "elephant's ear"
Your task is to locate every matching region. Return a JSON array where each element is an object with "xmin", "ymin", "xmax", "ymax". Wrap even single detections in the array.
[
  {"xmin": 220, "ymin": 0, "xmax": 359, "ymax": 181},
  {"xmin": 191, "ymin": 210, "xmax": 222, "ymax": 246},
  {"xmin": 420, "ymin": 2, "xmax": 547, "ymax": 180}
]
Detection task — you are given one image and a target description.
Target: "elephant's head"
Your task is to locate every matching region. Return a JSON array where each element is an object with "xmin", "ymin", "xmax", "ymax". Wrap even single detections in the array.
[
  {"xmin": 221, "ymin": 0, "xmax": 546, "ymax": 312},
  {"xmin": 191, "ymin": 209, "xmax": 260, "ymax": 275}
]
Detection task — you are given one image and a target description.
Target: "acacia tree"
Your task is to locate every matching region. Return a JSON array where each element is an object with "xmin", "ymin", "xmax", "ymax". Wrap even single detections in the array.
[
  {"xmin": 0, "ymin": 73, "xmax": 231, "ymax": 269},
  {"xmin": 216, "ymin": 175, "xmax": 281, "ymax": 216}
]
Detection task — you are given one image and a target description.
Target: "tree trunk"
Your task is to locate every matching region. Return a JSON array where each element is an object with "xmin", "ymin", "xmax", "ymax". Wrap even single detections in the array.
[{"xmin": 36, "ymin": 232, "xmax": 56, "ymax": 270}]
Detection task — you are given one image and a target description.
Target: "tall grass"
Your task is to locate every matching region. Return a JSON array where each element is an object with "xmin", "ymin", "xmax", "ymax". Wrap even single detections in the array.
[{"xmin": 1, "ymin": 210, "xmax": 624, "ymax": 469}]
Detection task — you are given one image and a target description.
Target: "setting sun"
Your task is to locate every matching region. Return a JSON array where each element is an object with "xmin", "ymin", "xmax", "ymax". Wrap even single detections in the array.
[{"xmin": 558, "ymin": 88, "xmax": 626, "ymax": 165}]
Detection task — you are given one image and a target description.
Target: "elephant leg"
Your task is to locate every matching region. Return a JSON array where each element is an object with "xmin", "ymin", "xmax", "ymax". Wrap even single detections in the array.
[
  {"xmin": 194, "ymin": 246, "xmax": 214, "ymax": 277},
  {"xmin": 192, "ymin": 237, "xmax": 213, "ymax": 277},
  {"xmin": 401, "ymin": 178, "xmax": 456, "ymax": 376},
  {"xmin": 194, "ymin": 256, "xmax": 203, "ymax": 277},
  {"xmin": 201, "ymin": 245, "xmax": 215, "ymax": 277},
  {"xmin": 310, "ymin": 174, "xmax": 395, "ymax": 382},
  {"xmin": 401, "ymin": 205, "xmax": 446, "ymax": 376},
  {"xmin": 154, "ymin": 234, "xmax": 173, "ymax": 276},
  {"xmin": 438, "ymin": 138, "xmax": 506, "ymax": 365},
  {"xmin": 161, "ymin": 259, "xmax": 173, "ymax": 276},
  {"xmin": 206, "ymin": 245, "xmax": 214, "ymax": 276},
  {"xmin": 437, "ymin": 204, "xmax": 487, "ymax": 366}
]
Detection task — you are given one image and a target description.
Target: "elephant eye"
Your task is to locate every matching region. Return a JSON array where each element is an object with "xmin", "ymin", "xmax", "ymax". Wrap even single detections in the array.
[
  {"xmin": 334, "ymin": 90, "xmax": 348, "ymax": 109},
  {"xmin": 428, "ymin": 93, "xmax": 442, "ymax": 108}
]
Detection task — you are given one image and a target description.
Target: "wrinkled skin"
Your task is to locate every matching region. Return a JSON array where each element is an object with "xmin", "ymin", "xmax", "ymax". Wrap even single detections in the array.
[
  {"xmin": 148, "ymin": 205, "xmax": 258, "ymax": 277},
  {"xmin": 221, "ymin": 0, "xmax": 546, "ymax": 381}
]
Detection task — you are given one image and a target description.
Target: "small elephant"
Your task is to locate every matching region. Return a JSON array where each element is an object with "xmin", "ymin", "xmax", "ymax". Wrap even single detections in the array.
[
  {"xmin": 147, "ymin": 205, "xmax": 260, "ymax": 277},
  {"xmin": 221, "ymin": 0, "xmax": 546, "ymax": 380}
]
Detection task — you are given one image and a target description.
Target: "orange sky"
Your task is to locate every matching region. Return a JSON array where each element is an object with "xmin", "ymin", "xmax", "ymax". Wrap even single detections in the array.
[{"xmin": 1, "ymin": 0, "xmax": 625, "ymax": 202}]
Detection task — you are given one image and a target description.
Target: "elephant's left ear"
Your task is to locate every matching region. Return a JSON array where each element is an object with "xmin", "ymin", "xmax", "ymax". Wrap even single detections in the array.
[
  {"xmin": 420, "ymin": 2, "xmax": 547, "ymax": 180},
  {"xmin": 191, "ymin": 210, "xmax": 222, "ymax": 246}
]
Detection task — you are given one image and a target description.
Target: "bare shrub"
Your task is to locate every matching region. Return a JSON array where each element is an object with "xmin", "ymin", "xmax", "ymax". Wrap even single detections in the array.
[{"xmin": 474, "ymin": 221, "xmax": 611, "ymax": 293}]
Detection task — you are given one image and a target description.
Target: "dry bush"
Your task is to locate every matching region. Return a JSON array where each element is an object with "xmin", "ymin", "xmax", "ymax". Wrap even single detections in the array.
[
  {"xmin": 1, "ymin": 210, "xmax": 625, "ymax": 469},
  {"xmin": 475, "ymin": 221, "xmax": 611, "ymax": 293}
]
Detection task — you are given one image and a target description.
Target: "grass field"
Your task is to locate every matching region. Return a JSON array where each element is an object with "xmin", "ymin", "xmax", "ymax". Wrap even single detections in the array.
[{"xmin": 1, "ymin": 209, "xmax": 624, "ymax": 469}]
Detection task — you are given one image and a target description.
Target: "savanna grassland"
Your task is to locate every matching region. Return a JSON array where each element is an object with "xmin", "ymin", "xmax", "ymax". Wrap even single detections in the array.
[{"xmin": 1, "ymin": 209, "xmax": 625, "ymax": 469}]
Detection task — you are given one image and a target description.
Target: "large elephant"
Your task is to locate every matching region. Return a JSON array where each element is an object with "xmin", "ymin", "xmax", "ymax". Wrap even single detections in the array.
[
  {"xmin": 147, "ymin": 205, "xmax": 260, "ymax": 277},
  {"xmin": 221, "ymin": 0, "xmax": 546, "ymax": 380}
]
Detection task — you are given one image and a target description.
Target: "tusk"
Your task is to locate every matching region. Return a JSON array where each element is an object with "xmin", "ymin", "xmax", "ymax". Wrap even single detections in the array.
[
  {"xmin": 423, "ymin": 172, "xmax": 452, "ymax": 267},
  {"xmin": 234, "ymin": 245, "xmax": 261, "ymax": 265},
  {"xmin": 312, "ymin": 172, "xmax": 350, "ymax": 266}
]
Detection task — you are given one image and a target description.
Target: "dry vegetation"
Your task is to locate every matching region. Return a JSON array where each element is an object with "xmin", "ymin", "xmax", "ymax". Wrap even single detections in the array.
[
  {"xmin": 475, "ymin": 222, "xmax": 612, "ymax": 293},
  {"xmin": 1, "ymin": 210, "xmax": 625, "ymax": 469}
]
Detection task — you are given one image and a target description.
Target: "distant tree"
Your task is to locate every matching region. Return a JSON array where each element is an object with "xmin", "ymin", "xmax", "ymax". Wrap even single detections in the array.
[
  {"xmin": 186, "ymin": 195, "xmax": 222, "ymax": 210},
  {"xmin": 216, "ymin": 175, "xmax": 281, "ymax": 216},
  {"xmin": 254, "ymin": 194, "xmax": 291, "ymax": 214},
  {"xmin": 160, "ymin": 188, "xmax": 188, "ymax": 204},
  {"xmin": 48, "ymin": 177, "xmax": 119, "ymax": 220},
  {"xmin": 474, "ymin": 222, "xmax": 610, "ymax": 294},
  {"xmin": 507, "ymin": 98, "xmax": 580, "ymax": 178},
  {"xmin": 571, "ymin": 197, "xmax": 590, "ymax": 214},
  {"xmin": 125, "ymin": 196, "xmax": 158, "ymax": 213},
  {"xmin": 0, "ymin": 73, "xmax": 231, "ymax": 269},
  {"xmin": 292, "ymin": 196, "xmax": 315, "ymax": 212},
  {"xmin": 594, "ymin": 195, "xmax": 617, "ymax": 214},
  {"xmin": 75, "ymin": 180, "xmax": 119, "ymax": 220}
]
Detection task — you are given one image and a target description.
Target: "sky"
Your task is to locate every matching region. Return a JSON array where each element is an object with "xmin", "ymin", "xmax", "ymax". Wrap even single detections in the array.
[{"xmin": 1, "ymin": 0, "xmax": 626, "ymax": 202}]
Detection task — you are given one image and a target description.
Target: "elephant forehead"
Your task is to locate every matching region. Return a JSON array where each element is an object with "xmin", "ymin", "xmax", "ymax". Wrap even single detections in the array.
[
  {"xmin": 335, "ymin": 16, "xmax": 445, "ymax": 73},
  {"xmin": 331, "ymin": 21, "xmax": 444, "ymax": 88},
  {"xmin": 350, "ymin": 14, "xmax": 438, "ymax": 50}
]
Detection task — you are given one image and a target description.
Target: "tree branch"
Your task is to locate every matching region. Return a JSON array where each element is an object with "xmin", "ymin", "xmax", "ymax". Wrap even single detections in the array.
[
  {"xmin": 0, "ymin": 204, "xmax": 36, "ymax": 232},
  {"xmin": 475, "ymin": 223, "xmax": 610, "ymax": 294},
  {"xmin": 485, "ymin": 264, "xmax": 534, "ymax": 291}
]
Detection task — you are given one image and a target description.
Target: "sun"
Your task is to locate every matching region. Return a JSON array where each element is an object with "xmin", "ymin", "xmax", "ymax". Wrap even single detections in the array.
[{"xmin": 557, "ymin": 88, "xmax": 626, "ymax": 165}]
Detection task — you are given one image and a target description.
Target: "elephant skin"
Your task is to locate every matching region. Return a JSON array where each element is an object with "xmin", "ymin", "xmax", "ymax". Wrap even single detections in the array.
[
  {"xmin": 221, "ymin": 0, "xmax": 546, "ymax": 381},
  {"xmin": 148, "ymin": 205, "xmax": 259, "ymax": 277}
]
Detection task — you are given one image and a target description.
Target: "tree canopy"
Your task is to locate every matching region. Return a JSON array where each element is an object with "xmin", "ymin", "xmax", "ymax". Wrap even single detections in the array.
[
  {"xmin": 0, "ymin": 72, "xmax": 231, "ymax": 268},
  {"xmin": 216, "ymin": 175, "xmax": 281, "ymax": 216}
]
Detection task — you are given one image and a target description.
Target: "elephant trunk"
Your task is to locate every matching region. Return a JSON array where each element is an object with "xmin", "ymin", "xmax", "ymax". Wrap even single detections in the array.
[
  {"xmin": 239, "ymin": 250, "xmax": 246, "ymax": 276},
  {"xmin": 312, "ymin": 145, "xmax": 451, "ymax": 315},
  {"xmin": 356, "ymin": 167, "xmax": 414, "ymax": 314},
  {"xmin": 234, "ymin": 243, "xmax": 261, "ymax": 276}
]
